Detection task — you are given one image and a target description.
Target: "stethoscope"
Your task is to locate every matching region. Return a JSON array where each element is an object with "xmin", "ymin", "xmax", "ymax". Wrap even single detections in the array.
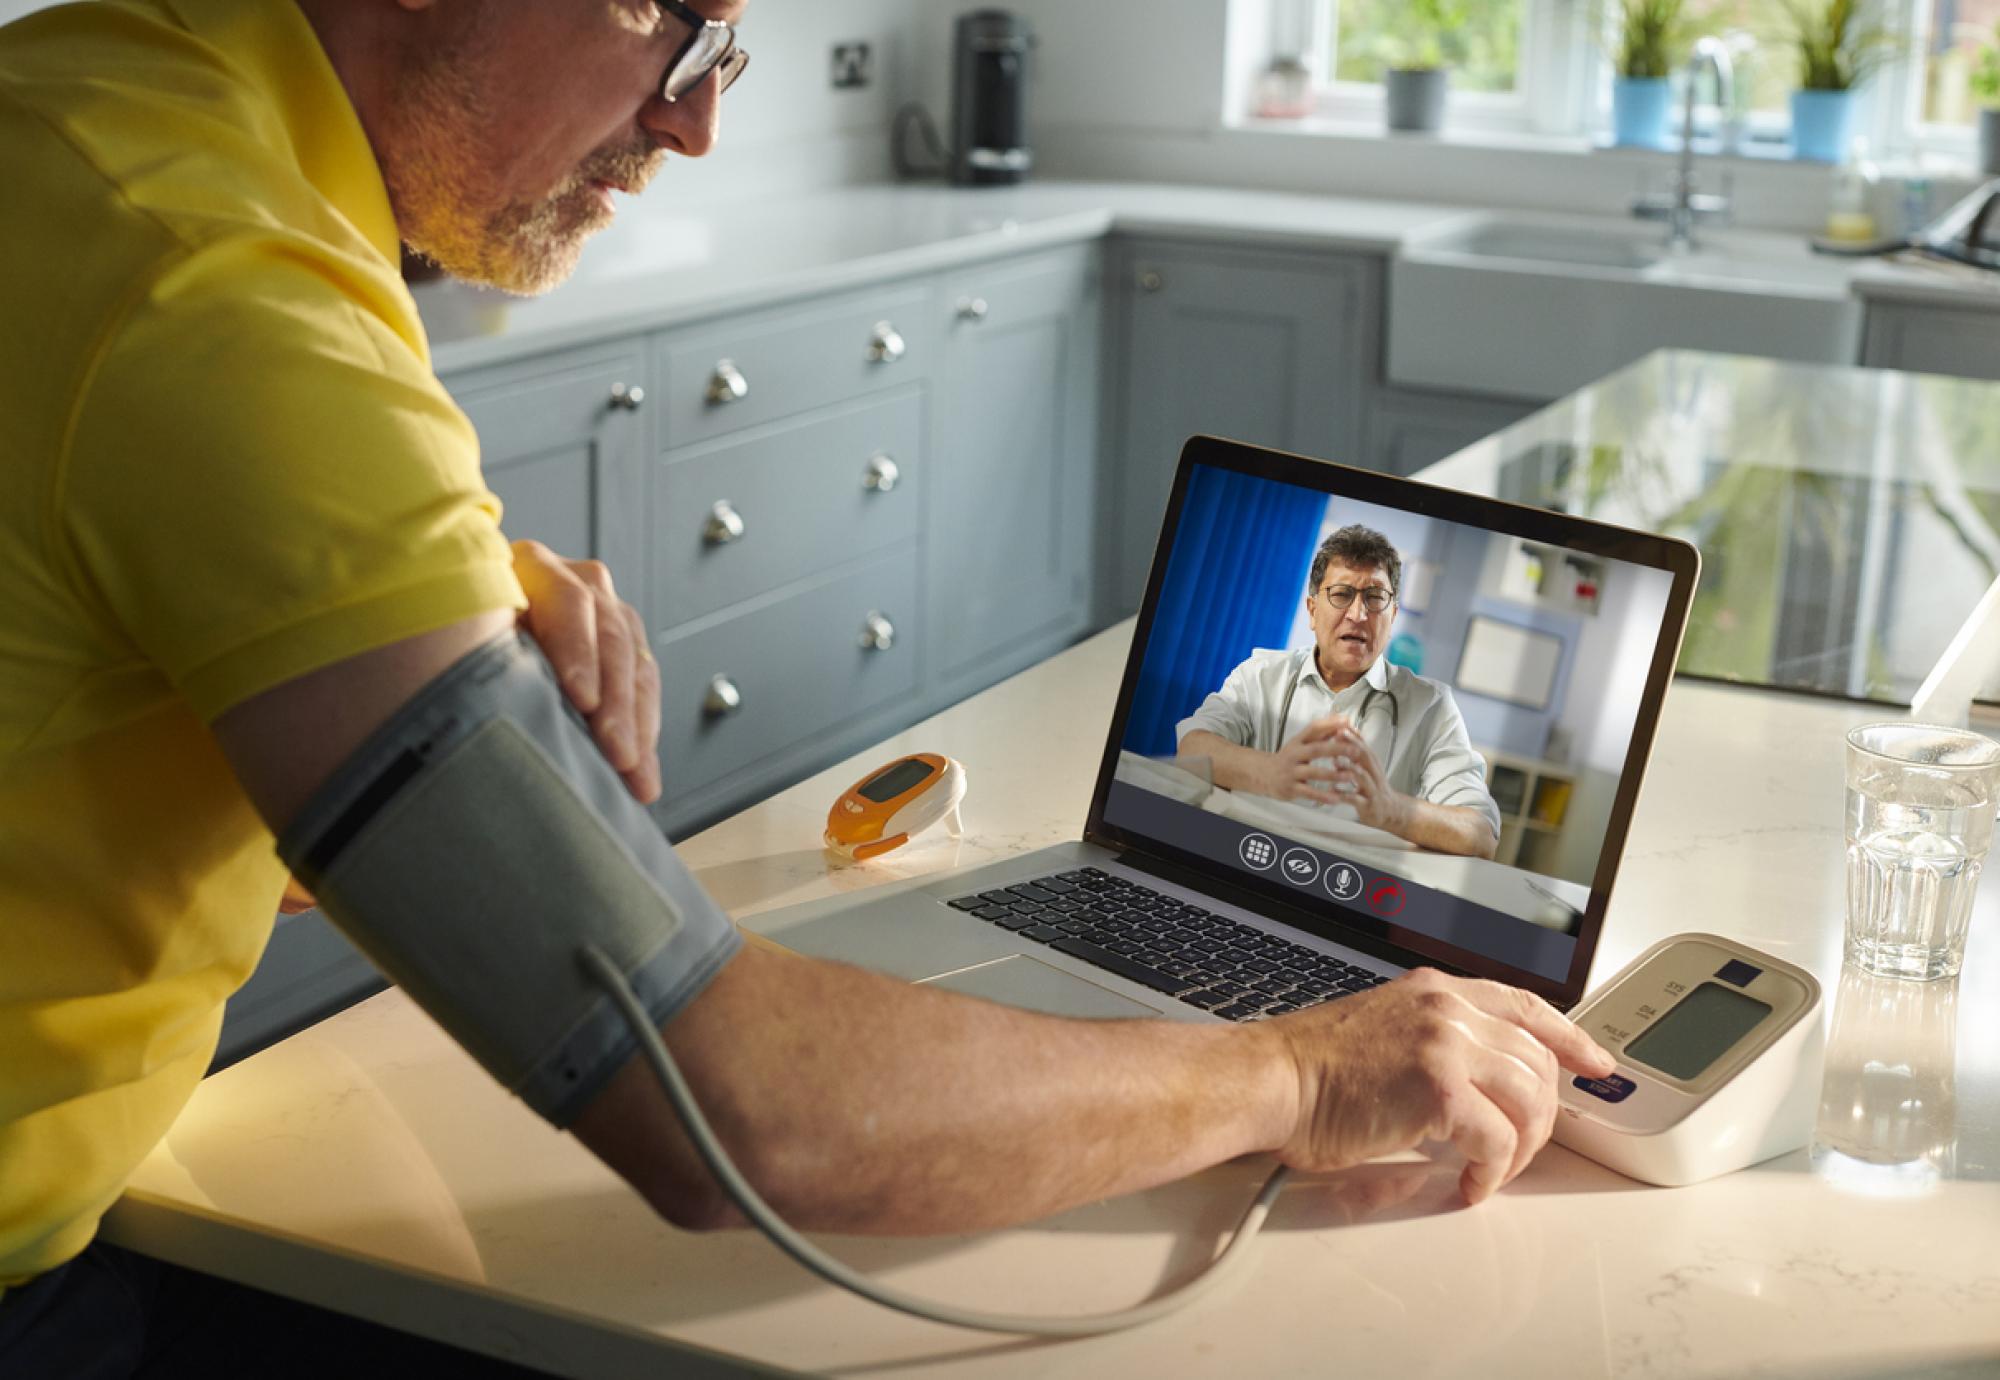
[{"xmin": 1268, "ymin": 647, "xmax": 1400, "ymax": 766}]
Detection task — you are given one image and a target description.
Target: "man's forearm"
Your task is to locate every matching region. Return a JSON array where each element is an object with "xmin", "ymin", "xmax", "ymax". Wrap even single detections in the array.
[
  {"xmin": 1179, "ymin": 729, "xmax": 1268, "ymax": 794},
  {"xmin": 574, "ymin": 940, "xmax": 1298, "ymax": 1236},
  {"xmin": 1397, "ymin": 799, "xmax": 1499, "ymax": 859}
]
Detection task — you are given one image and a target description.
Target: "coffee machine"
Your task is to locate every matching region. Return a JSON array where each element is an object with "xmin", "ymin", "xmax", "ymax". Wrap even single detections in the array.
[{"xmin": 949, "ymin": 11, "xmax": 1032, "ymax": 186}]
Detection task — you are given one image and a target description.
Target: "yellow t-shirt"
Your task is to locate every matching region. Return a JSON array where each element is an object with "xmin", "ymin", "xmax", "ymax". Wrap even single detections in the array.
[{"xmin": 0, "ymin": 0, "xmax": 524, "ymax": 1288}]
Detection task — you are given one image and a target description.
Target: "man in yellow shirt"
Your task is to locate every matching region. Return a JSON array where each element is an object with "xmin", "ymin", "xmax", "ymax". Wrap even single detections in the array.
[{"xmin": 1, "ymin": 1, "xmax": 1610, "ymax": 1375}]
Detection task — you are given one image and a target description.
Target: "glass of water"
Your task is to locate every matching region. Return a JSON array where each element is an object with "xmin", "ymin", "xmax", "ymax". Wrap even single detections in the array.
[{"xmin": 1845, "ymin": 723, "xmax": 2000, "ymax": 980}]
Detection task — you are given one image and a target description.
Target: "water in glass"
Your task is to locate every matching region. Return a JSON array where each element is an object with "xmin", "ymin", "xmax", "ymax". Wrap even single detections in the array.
[{"xmin": 1845, "ymin": 725, "xmax": 2000, "ymax": 981}]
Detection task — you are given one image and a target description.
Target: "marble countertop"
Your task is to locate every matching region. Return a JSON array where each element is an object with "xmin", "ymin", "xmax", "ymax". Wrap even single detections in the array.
[
  {"xmin": 106, "ymin": 619, "xmax": 2000, "ymax": 1378},
  {"xmin": 1423, "ymin": 349, "xmax": 2000, "ymax": 707},
  {"xmin": 1850, "ymin": 254, "xmax": 2000, "ymax": 310},
  {"xmin": 412, "ymin": 180, "xmax": 2000, "ymax": 376}
]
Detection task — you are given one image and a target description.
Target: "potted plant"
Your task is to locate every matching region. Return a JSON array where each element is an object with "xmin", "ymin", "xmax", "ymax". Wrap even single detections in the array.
[
  {"xmin": 1368, "ymin": 0, "xmax": 1468, "ymax": 133},
  {"xmin": 1972, "ymin": 23, "xmax": 2000, "ymax": 175},
  {"xmin": 1611, "ymin": 0, "xmax": 1690, "ymax": 149},
  {"xmin": 1779, "ymin": 0, "xmax": 1903, "ymax": 162}
]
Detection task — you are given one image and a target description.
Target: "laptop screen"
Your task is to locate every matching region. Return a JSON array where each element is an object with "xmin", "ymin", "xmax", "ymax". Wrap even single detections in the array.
[{"xmin": 1086, "ymin": 438, "xmax": 1698, "ymax": 1007}]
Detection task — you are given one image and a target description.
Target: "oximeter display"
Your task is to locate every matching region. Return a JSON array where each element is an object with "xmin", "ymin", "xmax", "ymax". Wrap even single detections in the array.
[
  {"xmin": 859, "ymin": 758, "xmax": 935, "ymax": 803},
  {"xmin": 1623, "ymin": 981, "xmax": 1772, "ymax": 1080}
]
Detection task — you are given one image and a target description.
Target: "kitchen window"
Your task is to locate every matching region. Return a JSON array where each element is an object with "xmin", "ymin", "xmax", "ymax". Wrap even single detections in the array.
[{"xmin": 1283, "ymin": 0, "xmax": 1996, "ymax": 162}]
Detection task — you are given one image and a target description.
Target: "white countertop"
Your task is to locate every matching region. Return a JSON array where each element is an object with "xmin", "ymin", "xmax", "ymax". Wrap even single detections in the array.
[
  {"xmin": 416, "ymin": 181, "xmax": 1458, "ymax": 373},
  {"xmin": 414, "ymin": 180, "xmax": 2000, "ymax": 377},
  {"xmin": 105, "ymin": 618, "xmax": 2000, "ymax": 1378}
]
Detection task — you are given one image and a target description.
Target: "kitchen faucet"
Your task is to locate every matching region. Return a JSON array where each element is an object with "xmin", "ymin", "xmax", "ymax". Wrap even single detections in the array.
[{"xmin": 1631, "ymin": 36, "xmax": 1734, "ymax": 252}]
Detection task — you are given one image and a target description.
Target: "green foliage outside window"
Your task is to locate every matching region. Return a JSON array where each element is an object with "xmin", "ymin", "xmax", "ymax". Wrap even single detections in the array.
[
  {"xmin": 1335, "ymin": 0, "xmax": 1521, "ymax": 89},
  {"xmin": 1971, "ymin": 23, "xmax": 2000, "ymax": 108}
]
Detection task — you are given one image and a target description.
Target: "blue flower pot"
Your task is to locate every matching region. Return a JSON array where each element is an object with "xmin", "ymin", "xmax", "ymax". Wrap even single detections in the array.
[
  {"xmin": 1612, "ymin": 77, "xmax": 1674, "ymax": 150},
  {"xmin": 1790, "ymin": 89, "xmax": 1854, "ymax": 163}
]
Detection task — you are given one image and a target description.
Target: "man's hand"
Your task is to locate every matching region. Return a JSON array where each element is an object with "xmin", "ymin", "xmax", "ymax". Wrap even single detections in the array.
[
  {"xmin": 1267, "ymin": 968, "xmax": 1616, "ymax": 1204},
  {"xmin": 1244, "ymin": 715, "xmax": 1358, "ymax": 806},
  {"xmin": 275, "ymin": 543, "xmax": 660, "ymax": 914},
  {"xmin": 1312, "ymin": 717, "xmax": 1407, "ymax": 834},
  {"xmin": 510, "ymin": 538, "xmax": 661, "ymax": 804}
]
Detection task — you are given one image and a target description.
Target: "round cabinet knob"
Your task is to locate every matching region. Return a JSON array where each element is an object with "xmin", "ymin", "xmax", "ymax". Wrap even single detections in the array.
[
  {"xmin": 867, "ymin": 322, "xmax": 906, "ymax": 364},
  {"xmin": 956, "ymin": 296, "xmax": 989, "ymax": 321},
  {"xmin": 608, "ymin": 382, "xmax": 646, "ymax": 411},
  {"xmin": 862, "ymin": 454, "xmax": 900, "ymax": 493},
  {"xmin": 703, "ymin": 499, "xmax": 745, "ymax": 546},
  {"xmin": 702, "ymin": 674, "xmax": 742, "ymax": 717},
  {"xmin": 859, "ymin": 611, "xmax": 895, "ymax": 652},
  {"xmin": 1138, "ymin": 269, "xmax": 1164, "ymax": 293},
  {"xmin": 705, "ymin": 359, "xmax": 749, "ymax": 405}
]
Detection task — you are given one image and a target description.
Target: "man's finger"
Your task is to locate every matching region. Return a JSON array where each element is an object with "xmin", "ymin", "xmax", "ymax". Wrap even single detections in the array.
[
  {"xmin": 1443, "ymin": 1085, "xmax": 1520, "ymax": 1206},
  {"xmin": 1462, "ymin": 1059, "xmax": 1543, "ymax": 1202},
  {"xmin": 590, "ymin": 584, "xmax": 640, "ymax": 771},
  {"xmin": 1485, "ymin": 982, "xmax": 1617, "ymax": 1078},
  {"xmin": 511, "ymin": 541, "xmax": 602, "ymax": 712},
  {"xmin": 1469, "ymin": 1019, "xmax": 1561, "ymax": 1186},
  {"xmin": 623, "ymin": 603, "xmax": 662, "ymax": 804}
]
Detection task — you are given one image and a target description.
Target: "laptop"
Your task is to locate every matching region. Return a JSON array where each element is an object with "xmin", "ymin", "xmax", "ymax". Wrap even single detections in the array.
[{"xmin": 744, "ymin": 435, "xmax": 1700, "ymax": 1019}]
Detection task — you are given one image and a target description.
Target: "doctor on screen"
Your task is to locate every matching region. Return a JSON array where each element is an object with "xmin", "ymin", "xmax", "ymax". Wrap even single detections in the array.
[{"xmin": 1177, "ymin": 525, "xmax": 1502, "ymax": 859}]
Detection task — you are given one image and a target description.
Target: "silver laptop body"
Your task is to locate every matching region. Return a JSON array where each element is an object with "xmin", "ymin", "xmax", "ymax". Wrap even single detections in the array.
[{"xmin": 745, "ymin": 437, "xmax": 1699, "ymax": 1024}]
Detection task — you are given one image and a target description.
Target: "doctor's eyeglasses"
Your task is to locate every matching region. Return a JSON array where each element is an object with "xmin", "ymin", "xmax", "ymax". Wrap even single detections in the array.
[
  {"xmin": 651, "ymin": 0, "xmax": 750, "ymax": 102},
  {"xmin": 1318, "ymin": 584, "xmax": 1396, "ymax": 614}
]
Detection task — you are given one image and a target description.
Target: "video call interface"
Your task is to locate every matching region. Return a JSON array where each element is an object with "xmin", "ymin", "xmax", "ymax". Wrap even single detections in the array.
[{"xmin": 1101, "ymin": 463, "xmax": 1678, "ymax": 983}]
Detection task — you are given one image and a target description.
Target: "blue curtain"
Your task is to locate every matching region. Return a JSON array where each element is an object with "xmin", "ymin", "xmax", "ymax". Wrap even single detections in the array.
[{"xmin": 1125, "ymin": 467, "xmax": 1326, "ymax": 757}]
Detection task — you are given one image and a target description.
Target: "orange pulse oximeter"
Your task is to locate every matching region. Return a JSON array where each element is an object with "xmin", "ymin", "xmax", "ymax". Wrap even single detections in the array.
[{"xmin": 824, "ymin": 753, "xmax": 967, "ymax": 861}]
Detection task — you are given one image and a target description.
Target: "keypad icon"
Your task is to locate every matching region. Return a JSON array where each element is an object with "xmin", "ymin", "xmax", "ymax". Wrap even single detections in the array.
[{"xmin": 1237, "ymin": 832, "xmax": 1278, "ymax": 871}]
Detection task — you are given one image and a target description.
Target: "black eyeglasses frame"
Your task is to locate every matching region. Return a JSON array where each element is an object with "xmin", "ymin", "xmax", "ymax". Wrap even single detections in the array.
[{"xmin": 650, "ymin": 0, "xmax": 749, "ymax": 103}]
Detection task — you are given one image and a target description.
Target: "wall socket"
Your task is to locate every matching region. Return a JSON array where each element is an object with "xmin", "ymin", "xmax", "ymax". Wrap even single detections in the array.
[{"xmin": 830, "ymin": 42, "xmax": 872, "ymax": 90}]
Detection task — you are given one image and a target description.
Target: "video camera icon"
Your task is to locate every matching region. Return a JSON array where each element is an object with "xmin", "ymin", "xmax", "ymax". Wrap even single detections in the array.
[{"xmin": 1277, "ymin": 848, "xmax": 1320, "ymax": 887}]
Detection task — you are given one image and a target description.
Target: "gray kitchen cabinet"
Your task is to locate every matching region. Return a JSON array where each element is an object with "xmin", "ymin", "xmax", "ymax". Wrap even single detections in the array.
[
  {"xmin": 1366, "ymin": 386, "xmax": 1542, "ymax": 477},
  {"xmin": 458, "ymin": 342, "xmax": 651, "ymax": 600},
  {"xmin": 648, "ymin": 280, "xmax": 935, "ymax": 838},
  {"xmin": 1862, "ymin": 302, "xmax": 2000, "ymax": 382},
  {"xmin": 1105, "ymin": 238, "xmax": 1382, "ymax": 616},
  {"xmin": 214, "ymin": 342, "xmax": 649, "ymax": 1070},
  {"xmin": 928, "ymin": 245, "xmax": 1101, "ymax": 704}
]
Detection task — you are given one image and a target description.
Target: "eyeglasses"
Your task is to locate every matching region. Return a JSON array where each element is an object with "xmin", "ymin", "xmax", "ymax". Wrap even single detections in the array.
[
  {"xmin": 1318, "ymin": 584, "xmax": 1395, "ymax": 614},
  {"xmin": 652, "ymin": 0, "xmax": 749, "ymax": 102}
]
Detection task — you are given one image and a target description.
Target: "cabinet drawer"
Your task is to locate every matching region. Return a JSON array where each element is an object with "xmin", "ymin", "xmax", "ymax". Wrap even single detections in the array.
[
  {"xmin": 657, "ymin": 551, "xmax": 917, "ymax": 797},
  {"xmin": 448, "ymin": 345, "xmax": 648, "ymax": 597},
  {"xmin": 654, "ymin": 391, "xmax": 922, "ymax": 628},
  {"xmin": 661, "ymin": 286, "xmax": 930, "ymax": 446}
]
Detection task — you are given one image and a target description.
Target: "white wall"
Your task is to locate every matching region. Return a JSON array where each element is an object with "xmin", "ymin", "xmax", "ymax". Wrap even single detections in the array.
[
  {"xmin": 0, "ymin": 0, "xmax": 931, "ymax": 201},
  {"xmin": 905, "ymin": 0, "xmax": 1978, "ymax": 233}
]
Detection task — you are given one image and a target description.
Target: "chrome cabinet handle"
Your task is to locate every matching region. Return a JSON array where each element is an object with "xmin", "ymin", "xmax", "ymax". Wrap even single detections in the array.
[
  {"xmin": 1138, "ymin": 269, "xmax": 1164, "ymax": 293},
  {"xmin": 862, "ymin": 454, "xmax": 900, "ymax": 493},
  {"xmin": 859, "ymin": 612, "xmax": 895, "ymax": 652},
  {"xmin": 867, "ymin": 322, "xmax": 906, "ymax": 364},
  {"xmin": 956, "ymin": 296, "xmax": 989, "ymax": 321},
  {"xmin": 608, "ymin": 382, "xmax": 646, "ymax": 411},
  {"xmin": 705, "ymin": 359, "xmax": 749, "ymax": 405},
  {"xmin": 703, "ymin": 500, "xmax": 745, "ymax": 546},
  {"xmin": 702, "ymin": 675, "xmax": 742, "ymax": 717}
]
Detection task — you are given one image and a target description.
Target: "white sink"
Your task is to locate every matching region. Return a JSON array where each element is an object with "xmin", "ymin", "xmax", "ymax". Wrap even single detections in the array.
[{"xmin": 1390, "ymin": 211, "xmax": 1862, "ymax": 400}]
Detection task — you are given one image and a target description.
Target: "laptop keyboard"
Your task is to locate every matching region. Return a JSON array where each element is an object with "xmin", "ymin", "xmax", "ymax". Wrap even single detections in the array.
[{"xmin": 949, "ymin": 867, "xmax": 1390, "ymax": 1021}]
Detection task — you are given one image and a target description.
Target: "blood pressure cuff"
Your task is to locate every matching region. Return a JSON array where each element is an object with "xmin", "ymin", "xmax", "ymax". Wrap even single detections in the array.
[{"xmin": 276, "ymin": 630, "xmax": 742, "ymax": 1127}]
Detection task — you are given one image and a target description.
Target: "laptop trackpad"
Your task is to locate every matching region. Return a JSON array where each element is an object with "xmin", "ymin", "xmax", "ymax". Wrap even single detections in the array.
[{"xmin": 921, "ymin": 956, "xmax": 1162, "ymax": 1020}]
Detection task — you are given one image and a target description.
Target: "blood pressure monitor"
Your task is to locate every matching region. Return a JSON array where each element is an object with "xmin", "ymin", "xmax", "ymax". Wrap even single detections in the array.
[
  {"xmin": 1554, "ymin": 933, "xmax": 1824, "ymax": 1187},
  {"xmin": 824, "ymin": 753, "xmax": 967, "ymax": 861}
]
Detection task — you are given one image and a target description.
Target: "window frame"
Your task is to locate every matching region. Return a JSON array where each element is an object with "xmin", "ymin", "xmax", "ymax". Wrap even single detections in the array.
[{"xmin": 1287, "ymin": 0, "xmax": 1989, "ymax": 163}]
